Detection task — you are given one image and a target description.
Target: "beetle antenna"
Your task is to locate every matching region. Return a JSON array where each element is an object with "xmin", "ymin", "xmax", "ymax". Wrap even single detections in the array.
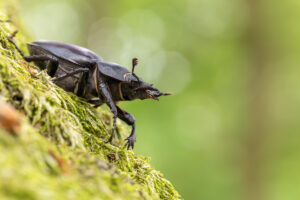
[
  {"xmin": 132, "ymin": 58, "xmax": 138, "ymax": 73},
  {"xmin": 131, "ymin": 58, "xmax": 140, "ymax": 83}
]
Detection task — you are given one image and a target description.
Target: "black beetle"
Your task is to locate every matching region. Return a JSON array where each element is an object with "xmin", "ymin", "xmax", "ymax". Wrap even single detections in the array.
[{"xmin": 7, "ymin": 31, "xmax": 171, "ymax": 150}]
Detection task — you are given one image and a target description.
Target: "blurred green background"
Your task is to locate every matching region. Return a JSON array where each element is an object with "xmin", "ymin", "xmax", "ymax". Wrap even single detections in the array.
[{"xmin": 17, "ymin": 0, "xmax": 300, "ymax": 199}]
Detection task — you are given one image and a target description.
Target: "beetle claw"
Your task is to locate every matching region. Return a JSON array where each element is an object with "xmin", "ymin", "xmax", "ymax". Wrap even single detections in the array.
[{"xmin": 124, "ymin": 136, "xmax": 136, "ymax": 150}]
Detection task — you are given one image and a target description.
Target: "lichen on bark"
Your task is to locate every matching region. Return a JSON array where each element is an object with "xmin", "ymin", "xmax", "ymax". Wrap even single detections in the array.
[{"xmin": 0, "ymin": 1, "xmax": 182, "ymax": 199}]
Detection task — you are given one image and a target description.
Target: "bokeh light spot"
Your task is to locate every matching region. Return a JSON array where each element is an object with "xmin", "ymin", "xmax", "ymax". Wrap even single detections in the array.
[{"xmin": 22, "ymin": 2, "xmax": 80, "ymax": 42}]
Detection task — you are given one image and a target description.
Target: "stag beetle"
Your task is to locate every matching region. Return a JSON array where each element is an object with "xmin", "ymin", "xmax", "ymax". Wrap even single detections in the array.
[{"xmin": 7, "ymin": 31, "xmax": 171, "ymax": 150}]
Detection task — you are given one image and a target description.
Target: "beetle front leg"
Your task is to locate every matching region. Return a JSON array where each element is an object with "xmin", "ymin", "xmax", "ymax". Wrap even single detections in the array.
[
  {"xmin": 100, "ymin": 81, "xmax": 117, "ymax": 143},
  {"xmin": 116, "ymin": 106, "xmax": 136, "ymax": 150},
  {"xmin": 95, "ymin": 70, "xmax": 118, "ymax": 143}
]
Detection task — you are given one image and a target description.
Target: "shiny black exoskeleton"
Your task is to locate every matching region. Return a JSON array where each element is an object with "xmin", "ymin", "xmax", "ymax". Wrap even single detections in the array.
[{"xmin": 8, "ymin": 31, "xmax": 171, "ymax": 150}]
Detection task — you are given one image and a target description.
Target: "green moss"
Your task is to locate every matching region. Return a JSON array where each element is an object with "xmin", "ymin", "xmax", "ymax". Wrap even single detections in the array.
[{"xmin": 0, "ymin": 1, "xmax": 182, "ymax": 199}]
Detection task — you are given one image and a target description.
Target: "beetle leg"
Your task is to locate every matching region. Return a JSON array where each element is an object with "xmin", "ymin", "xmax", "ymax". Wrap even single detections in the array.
[
  {"xmin": 87, "ymin": 98, "xmax": 103, "ymax": 108},
  {"xmin": 22, "ymin": 55, "xmax": 59, "ymax": 76},
  {"xmin": 74, "ymin": 70, "xmax": 90, "ymax": 97},
  {"xmin": 87, "ymin": 100, "xmax": 102, "ymax": 108},
  {"xmin": 7, "ymin": 30, "xmax": 28, "ymax": 60},
  {"xmin": 53, "ymin": 68, "xmax": 89, "ymax": 82},
  {"xmin": 7, "ymin": 35, "xmax": 59, "ymax": 77},
  {"xmin": 116, "ymin": 106, "xmax": 136, "ymax": 150},
  {"xmin": 95, "ymin": 67, "xmax": 118, "ymax": 143}
]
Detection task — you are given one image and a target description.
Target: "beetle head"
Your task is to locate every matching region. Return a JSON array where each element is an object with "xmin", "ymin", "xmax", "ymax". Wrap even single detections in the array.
[{"xmin": 123, "ymin": 81, "xmax": 171, "ymax": 101}]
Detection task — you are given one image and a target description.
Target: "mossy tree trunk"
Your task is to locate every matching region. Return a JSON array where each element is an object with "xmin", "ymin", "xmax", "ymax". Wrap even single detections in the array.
[{"xmin": 0, "ymin": 1, "xmax": 182, "ymax": 199}]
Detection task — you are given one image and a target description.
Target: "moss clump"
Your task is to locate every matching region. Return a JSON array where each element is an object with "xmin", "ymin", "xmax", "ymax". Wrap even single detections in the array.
[{"xmin": 0, "ymin": 1, "xmax": 182, "ymax": 200}]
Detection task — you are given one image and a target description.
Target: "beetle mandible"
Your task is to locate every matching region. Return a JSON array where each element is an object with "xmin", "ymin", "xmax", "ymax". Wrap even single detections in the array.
[{"xmin": 7, "ymin": 31, "xmax": 171, "ymax": 150}]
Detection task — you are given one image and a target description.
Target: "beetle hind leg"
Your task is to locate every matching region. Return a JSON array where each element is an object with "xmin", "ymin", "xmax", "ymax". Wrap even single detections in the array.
[
  {"xmin": 7, "ymin": 31, "xmax": 59, "ymax": 77},
  {"xmin": 7, "ymin": 30, "xmax": 27, "ymax": 59},
  {"xmin": 21, "ymin": 55, "xmax": 59, "ymax": 77}
]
